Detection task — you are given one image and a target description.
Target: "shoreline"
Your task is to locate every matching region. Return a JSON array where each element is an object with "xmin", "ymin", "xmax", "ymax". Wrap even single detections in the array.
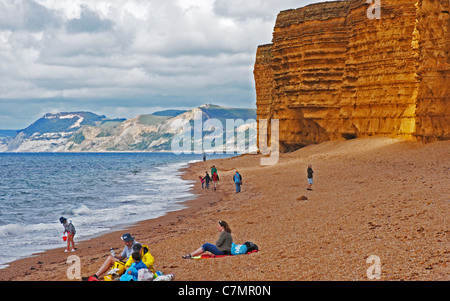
[
  {"xmin": 0, "ymin": 159, "xmax": 213, "ymax": 280},
  {"xmin": 0, "ymin": 137, "xmax": 449, "ymax": 281},
  {"xmin": 0, "ymin": 155, "xmax": 200, "ymax": 271}
]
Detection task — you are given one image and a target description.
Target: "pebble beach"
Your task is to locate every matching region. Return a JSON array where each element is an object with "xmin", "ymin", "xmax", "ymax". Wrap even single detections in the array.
[{"xmin": 0, "ymin": 137, "xmax": 448, "ymax": 281}]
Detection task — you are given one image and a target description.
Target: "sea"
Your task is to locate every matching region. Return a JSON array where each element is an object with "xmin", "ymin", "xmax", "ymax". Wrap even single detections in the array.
[{"xmin": 0, "ymin": 152, "xmax": 235, "ymax": 269}]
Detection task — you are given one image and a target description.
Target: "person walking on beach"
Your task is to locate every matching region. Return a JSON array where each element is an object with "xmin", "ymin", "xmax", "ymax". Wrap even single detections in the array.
[
  {"xmin": 233, "ymin": 171, "xmax": 242, "ymax": 193},
  {"xmin": 182, "ymin": 221, "xmax": 233, "ymax": 259},
  {"xmin": 211, "ymin": 165, "xmax": 217, "ymax": 176},
  {"xmin": 212, "ymin": 171, "xmax": 219, "ymax": 190},
  {"xmin": 211, "ymin": 165, "xmax": 219, "ymax": 190},
  {"xmin": 307, "ymin": 164, "xmax": 314, "ymax": 191},
  {"xmin": 199, "ymin": 176, "xmax": 205, "ymax": 189},
  {"xmin": 86, "ymin": 233, "xmax": 139, "ymax": 281},
  {"xmin": 203, "ymin": 172, "xmax": 211, "ymax": 189},
  {"xmin": 59, "ymin": 217, "xmax": 76, "ymax": 252}
]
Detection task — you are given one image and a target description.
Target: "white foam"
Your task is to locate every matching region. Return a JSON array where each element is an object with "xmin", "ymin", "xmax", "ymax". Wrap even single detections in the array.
[
  {"xmin": 0, "ymin": 222, "xmax": 60, "ymax": 238},
  {"xmin": 71, "ymin": 204, "xmax": 92, "ymax": 216}
]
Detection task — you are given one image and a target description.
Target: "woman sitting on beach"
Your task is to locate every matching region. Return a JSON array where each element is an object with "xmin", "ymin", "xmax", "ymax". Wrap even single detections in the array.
[{"xmin": 182, "ymin": 221, "xmax": 233, "ymax": 259}]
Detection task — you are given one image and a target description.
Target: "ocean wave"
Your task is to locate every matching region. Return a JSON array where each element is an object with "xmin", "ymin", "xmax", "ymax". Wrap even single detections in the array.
[
  {"xmin": 71, "ymin": 205, "xmax": 92, "ymax": 216},
  {"xmin": 0, "ymin": 222, "xmax": 60, "ymax": 238}
]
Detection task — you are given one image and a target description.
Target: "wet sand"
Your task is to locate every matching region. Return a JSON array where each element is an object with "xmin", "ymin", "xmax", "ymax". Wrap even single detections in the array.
[{"xmin": 0, "ymin": 137, "xmax": 448, "ymax": 281}]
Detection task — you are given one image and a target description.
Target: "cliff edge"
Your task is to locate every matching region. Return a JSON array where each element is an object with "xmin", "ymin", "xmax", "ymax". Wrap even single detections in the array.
[{"xmin": 254, "ymin": 0, "xmax": 449, "ymax": 151}]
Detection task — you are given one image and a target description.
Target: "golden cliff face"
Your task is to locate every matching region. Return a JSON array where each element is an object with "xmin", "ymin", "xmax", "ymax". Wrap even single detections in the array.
[
  {"xmin": 413, "ymin": 0, "xmax": 450, "ymax": 143},
  {"xmin": 254, "ymin": 0, "xmax": 450, "ymax": 151}
]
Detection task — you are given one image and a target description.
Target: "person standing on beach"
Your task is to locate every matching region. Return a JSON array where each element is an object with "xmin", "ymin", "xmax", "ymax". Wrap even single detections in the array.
[
  {"xmin": 211, "ymin": 165, "xmax": 219, "ymax": 190},
  {"xmin": 60, "ymin": 217, "xmax": 76, "ymax": 252},
  {"xmin": 86, "ymin": 233, "xmax": 139, "ymax": 281},
  {"xmin": 199, "ymin": 176, "xmax": 205, "ymax": 189},
  {"xmin": 203, "ymin": 172, "xmax": 211, "ymax": 189},
  {"xmin": 212, "ymin": 171, "xmax": 219, "ymax": 190},
  {"xmin": 233, "ymin": 171, "xmax": 242, "ymax": 193},
  {"xmin": 182, "ymin": 221, "xmax": 233, "ymax": 258},
  {"xmin": 307, "ymin": 164, "xmax": 314, "ymax": 191}
]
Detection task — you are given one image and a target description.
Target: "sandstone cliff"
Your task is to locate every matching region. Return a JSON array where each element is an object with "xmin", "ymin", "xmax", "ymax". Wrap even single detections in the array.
[{"xmin": 254, "ymin": 0, "xmax": 449, "ymax": 151}]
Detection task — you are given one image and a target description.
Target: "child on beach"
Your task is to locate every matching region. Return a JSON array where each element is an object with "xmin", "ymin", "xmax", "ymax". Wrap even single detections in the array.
[
  {"xmin": 307, "ymin": 164, "xmax": 314, "ymax": 191},
  {"xmin": 199, "ymin": 176, "xmax": 205, "ymax": 189},
  {"xmin": 59, "ymin": 217, "xmax": 76, "ymax": 252},
  {"xmin": 120, "ymin": 251, "xmax": 147, "ymax": 281}
]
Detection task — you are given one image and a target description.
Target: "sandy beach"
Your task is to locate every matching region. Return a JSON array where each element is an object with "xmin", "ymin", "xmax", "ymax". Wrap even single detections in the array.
[{"xmin": 0, "ymin": 137, "xmax": 448, "ymax": 281}]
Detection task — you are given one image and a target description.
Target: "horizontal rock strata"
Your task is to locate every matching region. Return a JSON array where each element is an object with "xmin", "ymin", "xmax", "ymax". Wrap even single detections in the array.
[{"xmin": 254, "ymin": 0, "xmax": 449, "ymax": 151}]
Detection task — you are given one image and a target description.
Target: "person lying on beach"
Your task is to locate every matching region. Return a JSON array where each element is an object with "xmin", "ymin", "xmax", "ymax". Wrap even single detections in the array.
[
  {"xmin": 59, "ymin": 217, "xmax": 76, "ymax": 252},
  {"xmin": 182, "ymin": 220, "xmax": 233, "ymax": 259},
  {"xmin": 124, "ymin": 243, "xmax": 156, "ymax": 274},
  {"xmin": 86, "ymin": 233, "xmax": 139, "ymax": 281}
]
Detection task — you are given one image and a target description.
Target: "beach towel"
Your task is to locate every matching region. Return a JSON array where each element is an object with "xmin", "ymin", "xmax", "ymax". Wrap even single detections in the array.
[{"xmin": 192, "ymin": 250, "xmax": 258, "ymax": 260}]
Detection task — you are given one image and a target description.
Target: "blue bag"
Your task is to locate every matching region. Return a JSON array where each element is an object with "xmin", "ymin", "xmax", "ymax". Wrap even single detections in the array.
[{"xmin": 231, "ymin": 242, "xmax": 248, "ymax": 255}]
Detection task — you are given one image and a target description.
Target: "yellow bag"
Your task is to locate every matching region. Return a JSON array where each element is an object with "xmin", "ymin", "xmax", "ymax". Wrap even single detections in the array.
[{"xmin": 104, "ymin": 261, "xmax": 126, "ymax": 281}]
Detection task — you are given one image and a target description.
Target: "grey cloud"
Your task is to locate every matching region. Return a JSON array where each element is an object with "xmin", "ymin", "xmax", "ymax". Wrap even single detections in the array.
[
  {"xmin": 0, "ymin": 0, "xmax": 61, "ymax": 31},
  {"xmin": 66, "ymin": 5, "xmax": 115, "ymax": 34}
]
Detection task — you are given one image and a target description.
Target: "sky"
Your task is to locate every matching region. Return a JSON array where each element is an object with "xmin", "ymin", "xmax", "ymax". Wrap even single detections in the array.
[{"xmin": 0, "ymin": 0, "xmax": 318, "ymax": 129}]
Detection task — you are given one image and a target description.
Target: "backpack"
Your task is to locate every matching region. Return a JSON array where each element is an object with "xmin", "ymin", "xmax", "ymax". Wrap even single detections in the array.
[
  {"xmin": 233, "ymin": 173, "xmax": 242, "ymax": 183},
  {"xmin": 244, "ymin": 241, "xmax": 258, "ymax": 253},
  {"xmin": 231, "ymin": 242, "xmax": 248, "ymax": 255}
]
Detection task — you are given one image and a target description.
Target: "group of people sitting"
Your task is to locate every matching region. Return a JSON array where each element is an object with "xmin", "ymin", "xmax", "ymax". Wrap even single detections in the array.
[
  {"xmin": 85, "ymin": 220, "xmax": 234, "ymax": 281},
  {"xmin": 85, "ymin": 233, "xmax": 156, "ymax": 281}
]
